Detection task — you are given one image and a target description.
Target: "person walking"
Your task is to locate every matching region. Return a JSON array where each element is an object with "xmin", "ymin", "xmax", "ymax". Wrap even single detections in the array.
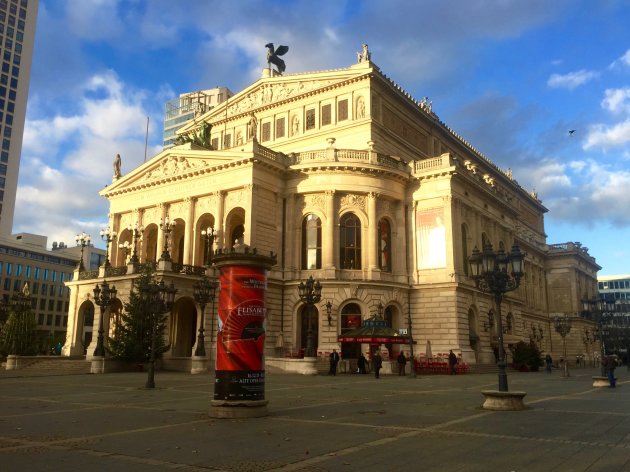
[
  {"xmin": 329, "ymin": 349, "xmax": 340, "ymax": 376},
  {"xmin": 448, "ymin": 350, "xmax": 458, "ymax": 375},
  {"xmin": 372, "ymin": 351, "xmax": 383, "ymax": 379},
  {"xmin": 397, "ymin": 351, "xmax": 407, "ymax": 376},
  {"xmin": 545, "ymin": 354, "xmax": 553, "ymax": 373},
  {"xmin": 357, "ymin": 353, "xmax": 367, "ymax": 374},
  {"xmin": 603, "ymin": 355, "xmax": 617, "ymax": 388}
]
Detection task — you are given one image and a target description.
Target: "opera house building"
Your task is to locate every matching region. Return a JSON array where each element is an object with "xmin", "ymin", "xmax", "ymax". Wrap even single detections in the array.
[{"xmin": 63, "ymin": 49, "xmax": 601, "ymax": 373}]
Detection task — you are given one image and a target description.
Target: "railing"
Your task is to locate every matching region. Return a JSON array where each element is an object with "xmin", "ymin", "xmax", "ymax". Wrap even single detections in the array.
[
  {"xmin": 171, "ymin": 263, "xmax": 205, "ymax": 276},
  {"xmin": 78, "ymin": 270, "xmax": 99, "ymax": 280},
  {"xmin": 413, "ymin": 154, "xmax": 453, "ymax": 173},
  {"xmin": 105, "ymin": 266, "xmax": 128, "ymax": 277}
]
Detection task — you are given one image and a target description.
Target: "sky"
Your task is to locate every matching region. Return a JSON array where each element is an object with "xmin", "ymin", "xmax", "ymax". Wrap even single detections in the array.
[{"xmin": 15, "ymin": 0, "xmax": 630, "ymax": 276}]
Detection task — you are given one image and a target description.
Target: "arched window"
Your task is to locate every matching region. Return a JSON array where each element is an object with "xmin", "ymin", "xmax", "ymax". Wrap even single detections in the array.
[
  {"xmin": 378, "ymin": 218, "xmax": 391, "ymax": 272},
  {"xmin": 231, "ymin": 224, "xmax": 244, "ymax": 246},
  {"xmin": 340, "ymin": 213, "xmax": 361, "ymax": 269},
  {"xmin": 301, "ymin": 214, "xmax": 321, "ymax": 269}
]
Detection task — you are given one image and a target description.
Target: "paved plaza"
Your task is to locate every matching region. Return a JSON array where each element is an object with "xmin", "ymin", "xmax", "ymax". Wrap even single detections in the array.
[{"xmin": 0, "ymin": 366, "xmax": 628, "ymax": 471}]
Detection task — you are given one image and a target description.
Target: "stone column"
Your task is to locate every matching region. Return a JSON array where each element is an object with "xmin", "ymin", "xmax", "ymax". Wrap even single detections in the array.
[
  {"xmin": 286, "ymin": 193, "xmax": 298, "ymax": 271},
  {"xmin": 156, "ymin": 203, "xmax": 167, "ymax": 260},
  {"xmin": 367, "ymin": 192, "xmax": 377, "ymax": 272},
  {"xmin": 324, "ymin": 190, "xmax": 335, "ymax": 270},
  {"xmin": 183, "ymin": 197, "xmax": 195, "ymax": 265},
  {"xmin": 216, "ymin": 191, "xmax": 226, "ymax": 250}
]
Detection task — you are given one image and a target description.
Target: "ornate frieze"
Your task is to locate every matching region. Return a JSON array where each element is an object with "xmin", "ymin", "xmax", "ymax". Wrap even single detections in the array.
[
  {"xmin": 143, "ymin": 156, "xmax": 208, "ymax": 182},
  {"xmin": 301, "ymin": 193, "xmax": 326, "ymax": 212},
  {"xmin": 227, "ymin": 80, "xmax": 338, "ymax": 117},
  {"xmin": 340, "ymin": 194, "xmax": 366, "ymax": 211}
]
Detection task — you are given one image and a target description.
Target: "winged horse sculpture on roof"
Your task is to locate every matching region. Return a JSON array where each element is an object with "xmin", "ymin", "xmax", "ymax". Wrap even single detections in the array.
[{"xmin": 265, "ymin": 43, "xmax": 289, "ymax": 74}]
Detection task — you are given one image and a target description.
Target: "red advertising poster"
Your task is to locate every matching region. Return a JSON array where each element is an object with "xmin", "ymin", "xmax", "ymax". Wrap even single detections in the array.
[{"xmin": 214, "ymin": 265, "xmax": 267, "ymax": 401}]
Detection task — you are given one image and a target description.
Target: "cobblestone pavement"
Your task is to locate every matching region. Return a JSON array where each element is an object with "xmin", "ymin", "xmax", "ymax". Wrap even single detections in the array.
[{"xmin": 0, "ymin": 366, "xmax": 628, "ymax": 471}]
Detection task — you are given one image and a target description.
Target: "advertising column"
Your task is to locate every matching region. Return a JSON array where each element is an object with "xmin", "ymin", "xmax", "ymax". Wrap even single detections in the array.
[{"xmin": 210, "ymin": 247, "xmax": 276, "ymax": 418}]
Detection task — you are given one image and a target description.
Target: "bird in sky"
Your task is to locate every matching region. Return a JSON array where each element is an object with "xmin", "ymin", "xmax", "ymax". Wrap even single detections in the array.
[{"xmin": 569, "ymin": 129, "xmax": 576, "ymax": 136}]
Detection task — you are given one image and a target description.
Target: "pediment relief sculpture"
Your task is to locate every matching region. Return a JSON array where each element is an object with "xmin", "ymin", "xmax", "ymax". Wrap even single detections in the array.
[{"xmin": 143, "ymin": 156, "xmax": 209, "ymax": 182}]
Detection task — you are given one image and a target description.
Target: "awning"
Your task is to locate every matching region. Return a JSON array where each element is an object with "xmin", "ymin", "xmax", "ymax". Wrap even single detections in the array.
[{"xmin": 337, "ymin": 318, "xmax": 411, "ymax": 345}]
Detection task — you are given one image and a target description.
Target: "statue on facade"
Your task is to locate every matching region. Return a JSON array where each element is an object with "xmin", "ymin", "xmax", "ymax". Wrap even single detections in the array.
[
  {"xmin": 265, "ymin": 43, "xmax": 289, "ymax": 74},
  {"xmin": 248, "ymin": 114, "xmax": 258, "ymax": 142},
  {"xmin": 357, "ymin": 43, "xmax": 371, "ymax": 63},
  {"xmin": 174, "ymin": 121, "xmax": 213, "ymax": 149},
  {"xmin": 113, "ymin": 153, "xmax": 122, "ymax": 179}
]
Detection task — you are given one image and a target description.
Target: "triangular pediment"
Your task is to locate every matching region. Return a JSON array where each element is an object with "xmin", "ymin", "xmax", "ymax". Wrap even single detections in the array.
[
  {"xmin": 100, "ymin": 143, "xmax": 253, "ymax": 197},
  {"xmin": 178, "ymin": 62, "xmax": 374, "ymax": 134}
]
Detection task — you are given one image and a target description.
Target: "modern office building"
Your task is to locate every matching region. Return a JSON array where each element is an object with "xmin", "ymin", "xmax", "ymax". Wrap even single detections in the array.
[
  {"xmin": 163, "ymin": 87, "xmax": 233, "ymax": 148},
  {"xmin": 63, "ymin": 48, "xmax": 600, "ymax": 371},
  {"xmin": 598, "ymin": 275, "xmax": 630, "ymax": 301},
  {"xmin": 0, "ymin": 232, "xmax": 104, "ymax": 353},
  {"xmin": 0, "ymin": 0, "xmax": 38, "ymax": 235}
]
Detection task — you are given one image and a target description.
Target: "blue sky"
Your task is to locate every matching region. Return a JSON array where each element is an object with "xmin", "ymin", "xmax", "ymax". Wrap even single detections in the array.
[{"xmin": 16, "ymin": 0, "xmax": 630, "ymax": 275}]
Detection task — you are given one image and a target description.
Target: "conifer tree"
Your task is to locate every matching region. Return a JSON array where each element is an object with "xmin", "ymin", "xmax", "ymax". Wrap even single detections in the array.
[
  {"xmin": 0, "ymin": 285, "xmax": 37, "ymax": 356},
  {"xmin": 107, "ymin": 267, "xmax": 170, "ymax": 362}
]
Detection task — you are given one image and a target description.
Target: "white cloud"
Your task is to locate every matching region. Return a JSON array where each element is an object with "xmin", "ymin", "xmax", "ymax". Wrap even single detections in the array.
[
  {"xmin": 547, "ymin": 70, "xmax": 599, "ymax": 90},
  {"xmin": 609, "ymin": 48, "xmax": 630, "ymax": 69},
  {"xmin": 602, "ymin": 87, "xmax": 630, "ymax": 114},
  {"xmin": 583, "ymin": 120, "xmax": 630, "ymax": 150}
]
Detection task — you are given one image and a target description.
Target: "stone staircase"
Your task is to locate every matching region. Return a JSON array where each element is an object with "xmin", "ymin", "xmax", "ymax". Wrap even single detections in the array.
[{"xmin": 6, "ymin": 357, "xmax": 92, "ymax": 375}]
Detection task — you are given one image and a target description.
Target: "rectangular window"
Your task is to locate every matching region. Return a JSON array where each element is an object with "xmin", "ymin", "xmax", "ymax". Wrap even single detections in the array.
[
  {"xmin": 321, "ymin": 104, "xmax": 331, "ymax": 126},
  {"xmin": 32, "ymin": 282, "xmax": 38, "ymax": 294},
  {"xmin": 48, "ymin": 299, "xmax": 54, "ymax": 311},
  {"xmin": 338, "ymin": 99, "xmax": 348, "ymax": 121},
  {"xmin": 305, "ymin": 109, "xmax": 315, "ymax": 130},
  {"xmin": 261, "ymin": 122, "xmax": 271, "ymax": 142},
  {"xmin": 15, "ymin": 263, "xmax": 21, "ymax": 276},
  {"xmin": 39, "ymin": 298, "xmax": 45, "ymax": 310},
  {"xmin": 34, "ymin": 267, "xmax": 39, "ymax": 279},
  {"xmin": 3, "ymin": 278, "xmax": 10, "ymax": 290},
  {"xmin": 275, "ymin": 117, "xmax": 285, "ymax": 138},
  {"xmin": 6, "ymin": 262, "xmax": 12, "ymax": 275},
  {"xmin": 52, "ymin": 271, "xmax": 57, "ymax": 282},
  {"xmin": 211, "ymin": 137, "xmax": 219, "ymax": 149},
  {"xmin": 43, "ymin": 269, "xmax": 49, "ymax": 280},
  {"xmin": 38, "ymin": 313, "xmax": 44, "ymax": 325},
  {"xmin": 223, "ymin": 134, "xmax": 231, "ymax": 148},
  {"xmin": 46, "ymin": 314, "xmax": 52, "ymax": 326},
  {"xmin": 56, "ymin": 300, "xmax": 63, "ymax": 312},
  {"xmin": 24, "ymin": 265, "xmax": 30, "ymax": 278},
  {"xmin": 49, "ymin": 285, "xmax": 55, "ymax": 296},
  {"xmin": 13, "ymin": 278, "xmax": 20, "ymax": 291},
  {"xmin": 41, "ymin": 283, "xmax": 47, "ymax": 295}
]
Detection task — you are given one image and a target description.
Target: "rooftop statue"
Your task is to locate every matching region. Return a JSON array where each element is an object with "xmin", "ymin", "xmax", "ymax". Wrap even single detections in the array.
[
  {"xmin": 357, "ymin": 43, "xmax": 371, "ymax": 63},
  {"xmin": 174, "ymin": 121, "xmax": 213, "ymax": 149},
  {"xmin": 113, "ymin": 153, "xmax": 122, "ymax": 179},
  {"xmin": 265, "ymin": 43, "xmax": 289, "ymax": 74}
]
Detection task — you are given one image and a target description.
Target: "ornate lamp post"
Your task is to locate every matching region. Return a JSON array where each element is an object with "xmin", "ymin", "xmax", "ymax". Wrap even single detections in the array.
[
  {"xmin": 582, "ymin": 297, "xmax": 613, "ymax": 376},
  {"xmin": 192, "ymin": 276, "xmax": 218, "ymax": 357},
  {"xmin": 469, "ymin": 242, "xmax": 524, "ymax": 392},
  {"xmin": 92, "ymin": 280, "xmax": 117, "ymax": 357},
  {"xmin": 553, "ymin": 314, "xmax": 572, "ymax": 377},
  {"xmin": 139, "ymin": 279, "xmax": 177, "ymax": 388},
  {"xmin": 201, "ymin": 226, "xmax": 215, "ymax": 267},
  {"xmin": 129, "ymin": 222, "xmax": 144, "ymax": 264},
  {"xmin": 75, "ymin": 232, "xmax": 91, "ymax": 271},
  {"xmin": 118, "ymin": 241, "xmax": 131, "ymax": 265},
  {"xmin": 325, "ymin": 301, "xmax": 333, "ymax": 326},
  {"xmin": 298, "ymin": 276, "xmax": 322, "ymax": 358},
  {"xmin": 159, "ymin": 216, "xmax": 176, "ymax": 262},
  {"xmin": 100, "ymin": 227, "xmax": 117, "ymax": 268}
]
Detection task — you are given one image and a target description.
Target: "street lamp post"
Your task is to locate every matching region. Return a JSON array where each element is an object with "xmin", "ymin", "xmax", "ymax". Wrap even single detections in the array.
[
  {"xmin": 139, "ymin": 279, "xmax": 177, "ymax": 388},
  {"xmin": 129, "ymin": 222, "xmax": 144, "ymax": 264},
  {"xmin": 325, "ymin": 301, "xmax": 333, "ymax": 326},
  {"xmin": 201, "ymin": 226, "xmax": 215, "ymax": 267},
  {"xmin": 553, "ymin": 314, "xmax": 572, "ymax": 377},
  {"xmin": 75, "ymin": 232, "xmax": 91, "ymax": 271},
  {"xmin": 582, "ymin": 297, "xmax": 612, "ymax": 376},
  {"xmin": 298, "ymin": 276, "xmax": 322, "ymax": 358},
  {"xmin": 100, "ymin": 228, "xmax": 117, "ymax": 268},
  {"xmin": 468, "ymin": 242, "xmax": 524, "ymax": 392},
  {"xmin": 118, "ymin": 241, "xmax": 130, "ymax": 265},
  {"xmin": 192, "ymin": 276, "xmax": 218, "ymax": 357},
  {"xmin": 159, "ymin": 216, "xmax": 176, "ymax": 262},
  {"xmin": 92, "ymin": 280, "xmax": 117, "ymax": 357}
]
